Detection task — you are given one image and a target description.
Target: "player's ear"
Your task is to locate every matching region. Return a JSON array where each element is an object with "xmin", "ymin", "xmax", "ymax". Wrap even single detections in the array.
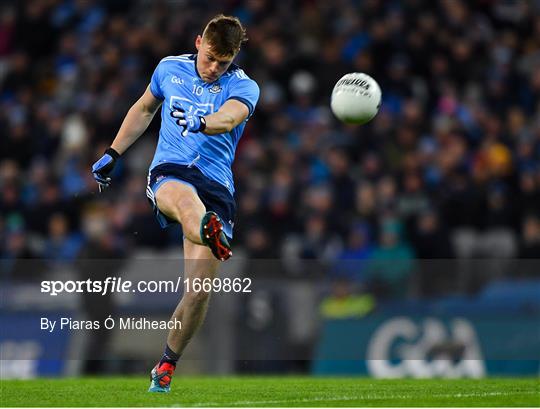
[{"xmin": 195, "ymin": 35, "xmax": 202, "ymax": 51}]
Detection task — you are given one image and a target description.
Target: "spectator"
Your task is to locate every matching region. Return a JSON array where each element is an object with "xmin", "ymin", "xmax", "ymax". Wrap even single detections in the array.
[
  {"xmin": 519, "ymin": 215, "xmax": 540, "ymax": 260},
  {"xmin": 43, "ymin": 212, "xmax": 83, "ymax": 261},
  {"xmin": 367, "ymin": 218, "xmax": 415, "ymax": 299}
]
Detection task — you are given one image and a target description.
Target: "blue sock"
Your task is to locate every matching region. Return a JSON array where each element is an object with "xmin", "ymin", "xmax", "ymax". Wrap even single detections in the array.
[{"xmin": 159, "ymin": 344, "xmax": 180, "ymax": 367}]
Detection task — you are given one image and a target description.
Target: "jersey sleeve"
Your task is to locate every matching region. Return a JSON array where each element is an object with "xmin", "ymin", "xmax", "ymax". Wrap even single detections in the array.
[
  {"xmin": 227, "ymin": 73, "xmax": 260, "ymax": 118},
  {"xmin": 149, "ymin": 61, "xmax": 165, "ymax": 101}
]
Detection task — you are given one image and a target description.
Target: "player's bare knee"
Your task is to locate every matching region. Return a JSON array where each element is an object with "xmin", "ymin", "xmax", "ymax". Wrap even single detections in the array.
[
  {"xmin": 168, "ymin": 202, "xmax": 188, "ymax": 224},
  {"xmin": 177, "ymin": 198, "xmax": 199, "ymax": 217},
  {"xmin": 156, "ymin": 199, "xmax": 191, "ymax": 226}
]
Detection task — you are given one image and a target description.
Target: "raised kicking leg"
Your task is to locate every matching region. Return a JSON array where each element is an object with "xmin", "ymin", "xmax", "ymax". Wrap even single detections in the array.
[
  {"xmin": 153, "ymin": 180, "xmax": 207, "ymax": 245},
  {"xmin": 153, "ymin": 180, "xmax": 232, "ymax": 260}
]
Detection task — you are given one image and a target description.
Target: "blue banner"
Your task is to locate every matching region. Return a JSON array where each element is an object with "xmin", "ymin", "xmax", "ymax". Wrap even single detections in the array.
[
  {"xmin": 0, "ymin": 313, "xmax": 71, "ymax": 378},
  {"xmin": 313, "ymin": 314, "xmax": 540, "ymax": 377}
]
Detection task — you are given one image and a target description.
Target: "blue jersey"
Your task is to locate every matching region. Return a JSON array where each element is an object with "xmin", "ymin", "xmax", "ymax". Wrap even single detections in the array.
[{"xmin": 149, "ymin": 54, "xmax": 259, "ymax": 194}]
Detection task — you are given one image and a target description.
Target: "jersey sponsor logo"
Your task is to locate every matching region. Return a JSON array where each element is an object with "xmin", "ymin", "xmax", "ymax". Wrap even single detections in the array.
[
  {"xmin": 169, "ymin": 96, "xmax": 214, "ymax": 116},
  {"xmin": 209, "ymin": 83, "xmax": 222, "ymax": 94},
  {"xmin": 171, "ymin": 75, "xmax": 184, "ymax": 85}
]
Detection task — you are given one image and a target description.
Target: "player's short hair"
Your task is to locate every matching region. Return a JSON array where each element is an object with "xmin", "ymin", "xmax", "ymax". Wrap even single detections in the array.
[{"xmin": 202, "ymin": 14, "xmax": 247, "ymax": 57}]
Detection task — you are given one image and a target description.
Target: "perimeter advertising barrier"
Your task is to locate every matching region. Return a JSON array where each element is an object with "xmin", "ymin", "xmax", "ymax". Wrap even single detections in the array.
[
  {"xmin": 312, "ymin": 259, "xmax": 540, "ymax": 377},
  {"xmin": 313, "ymin": 312, "xmax": 540, "ymax": 377}
]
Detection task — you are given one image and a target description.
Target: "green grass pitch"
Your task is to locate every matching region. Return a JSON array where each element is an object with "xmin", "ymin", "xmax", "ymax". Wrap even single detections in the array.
[{"xmin": 1, "ymin": 377, "xmax": 538, "ymax": 407}]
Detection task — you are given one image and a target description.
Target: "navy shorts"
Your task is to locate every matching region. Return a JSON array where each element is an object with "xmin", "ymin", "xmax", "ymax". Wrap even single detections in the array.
[{"xmin": 146, "ymin": 163, "xmax": 236, "ymax": 239}]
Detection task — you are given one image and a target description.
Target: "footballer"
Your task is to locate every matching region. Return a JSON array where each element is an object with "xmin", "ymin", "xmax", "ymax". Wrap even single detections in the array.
[{"xmin": 91, "ymin": 15, "xmax": 259, "ymax": 392}]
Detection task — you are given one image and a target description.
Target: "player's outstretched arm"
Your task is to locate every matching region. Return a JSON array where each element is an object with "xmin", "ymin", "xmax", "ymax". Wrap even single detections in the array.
[
  {"xmin": 171, "ymin": 99, "xmax": 249, "ymax": 137},
  {"xmin": 201, "ymin": 99, "xmax": 249, "ymax": 135},
  {"xmin": 110, "ymin": 85, "xmax": 163, "ymax": 153},
  {"xmin": 91, "ymin": 85, "xmax": 162, "ymax": 190}
]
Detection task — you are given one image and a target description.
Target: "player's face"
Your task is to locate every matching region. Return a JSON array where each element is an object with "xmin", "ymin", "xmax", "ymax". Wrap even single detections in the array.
[{"xmin": 195, "ymin": 35, "xmax": 236, "ymax": 83}]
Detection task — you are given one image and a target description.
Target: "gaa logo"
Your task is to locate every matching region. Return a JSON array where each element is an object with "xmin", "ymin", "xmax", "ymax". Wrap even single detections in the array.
[
  {"xmin": 366, "ymin": 317, "xmax": 485, "ymax": 378},
  {"xmin": 171, "ymin": 76, "xmax": 184, "ymax": 85}
]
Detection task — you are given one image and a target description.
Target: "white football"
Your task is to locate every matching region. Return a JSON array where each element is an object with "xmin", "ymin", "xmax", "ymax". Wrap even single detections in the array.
[{"xmin": 331, "ymin": 73, "xmax": 382, "ymax": 124}]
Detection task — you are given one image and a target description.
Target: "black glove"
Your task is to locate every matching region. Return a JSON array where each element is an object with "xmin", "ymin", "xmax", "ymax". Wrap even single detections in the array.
[{"xmin": 91, "ymin": 147, "xmax": 120, "ymax": 191}]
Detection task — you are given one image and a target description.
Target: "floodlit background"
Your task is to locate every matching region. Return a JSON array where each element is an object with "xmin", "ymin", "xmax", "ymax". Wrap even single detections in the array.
[{"xmin": 1, "ymin": 0, "xmax": 539, "ymax": 379}]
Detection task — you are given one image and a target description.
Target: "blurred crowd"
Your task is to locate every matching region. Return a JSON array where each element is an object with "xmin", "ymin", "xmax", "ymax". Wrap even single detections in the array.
[{"xmin": 1, "ymin": 0, "xmax": 539, "ymax": 296}]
